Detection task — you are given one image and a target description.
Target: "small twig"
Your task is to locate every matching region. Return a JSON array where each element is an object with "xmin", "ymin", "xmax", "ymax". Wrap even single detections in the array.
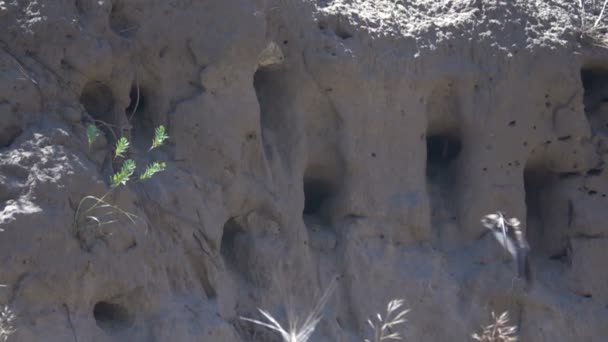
[
  {"xmin": 580, "ymin": 0, "xmax": 586, "ymax": 30},
  {"xmin": 472, "ymin": 311, "xmax": 518, "ymax": 342},
  {"xmin": 240, "ymin": 277, "xmax": 337, "ymax": 342},
  {"xmin": 594, "ymin": 0, "xmax": 608, "ymax": 27},
  {"xmin": 74, "ymin": 192, "xmax": 138, "ymax": 232},
  {"xmin": 92, "ymin": 119, "xmax": 119, "ymax": 142},
  {"xmin": 128, "ymin": 79, "xmax": 140, "ymax": 122},
  {"xmin": 119, "ymin": 25, "xmax": 140, "ymax": 35},
  {"xmin": 364, "ymin": 299, "xmax": 410, "ymax": 342}
]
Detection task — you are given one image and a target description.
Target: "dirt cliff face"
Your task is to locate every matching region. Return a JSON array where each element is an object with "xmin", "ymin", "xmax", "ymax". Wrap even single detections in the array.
[{"xmin": 1, "ymin": 0, "xmax": 607, "ymax": 341}]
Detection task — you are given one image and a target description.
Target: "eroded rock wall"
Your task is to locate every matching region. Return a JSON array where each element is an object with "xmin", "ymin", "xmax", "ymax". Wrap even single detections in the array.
[{"xmin": 0, "ymin": 0, "xmax": 607, "ymax": 341}]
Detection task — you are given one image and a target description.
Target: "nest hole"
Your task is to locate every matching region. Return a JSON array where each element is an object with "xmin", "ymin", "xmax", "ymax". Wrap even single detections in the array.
[
  {"xmin": 426, "ymin": 133, "xmax": 462, "ymax": 188},
  {"xmin": 426, "ymin": 134, "xmax": 461, "ymax": 167},
  {"xmin": 254, "ymin": 67, "xmax": 286, "ymax": 159},
  {"xmin": 254, "ymin": 68, "xmax": 284, "ymax": 131},
  {"xmin": 303, "ymin": 177, "xmax": 334, "ymax": 218},
  {"xmin": 220, "ymin": 217, "xmax": 246, "ymax": 268},
  {"xmin": 302, "ymin": 172, "xmax": 338, "ymax": 251},
  {"xmin": 582, "ymin": 66, "xmax": 608, "ymax": 135},
  {"xmin": 302, "ymin": 162, "xmax": 341, "ymax": 230},
  {"xmin": 126, "ymin": 84, "xmax": 145, "ymax": 117},
  {"xmin": 80, "ymin": 81, "xmax": 115, "ymax": 124},
  {"xmin": 125, "ymin": 82, "xmax": 157, "ymax": 142},
  {"xmin": 426, "ymin": 133, "xmax": 461, "ymax": 226},
  {"xmin": 524, "ymin": 165, "xmax": 563, "ymax": 256},
  {"xmin": 93, "ymin": 301, "xmax": 134, "ymax": 334}
]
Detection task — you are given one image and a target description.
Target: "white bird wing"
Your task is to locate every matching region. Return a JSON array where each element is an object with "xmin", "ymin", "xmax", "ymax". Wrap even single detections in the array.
[{"xmin": 490, "ymin": 229, "xmax": 518, "ymax": 259}]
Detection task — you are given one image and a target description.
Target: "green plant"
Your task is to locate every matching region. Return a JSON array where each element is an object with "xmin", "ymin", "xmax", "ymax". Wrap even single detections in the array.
[
  {"xmin": 579, "ymin": 0, "xmax": 608, "ymax": 46},
  {"xmin": 139, "ymin": 161, "xmax": 166, "ymax": 180},
  {"xmin": 240, "ymin": 278, "xmax": 336, "ymax": 342},
  {"xmin": 364, "ymin": 299, "xmax": 410, "ymax": 342},
  {"xmin": 150, "ymin": 125, "xmax": 169, "ymax": 150},
  {"xmin": 114, "ymin": 137, "xmax": 130, "ymax": 159},
  {"xmin": 74, "ymin": 125, "xmax": 169, "ymax": 230},
  {"xmin": 86, "ymin": 124, "xmax": 100, "ymax": 148},
  {"xmin": 472, "ymin": 311, "xmax": 518, "ymax": 342},
  {"xmin": 0, "ymin": 306, "xmax": 15, "ymax": 342}
]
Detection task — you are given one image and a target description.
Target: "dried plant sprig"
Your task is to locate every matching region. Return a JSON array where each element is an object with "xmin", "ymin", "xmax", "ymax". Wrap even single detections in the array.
[
  {"xmin": 75, "ymin": 194, "xmax": 137, "ymax": 228},
  {"xmin": 595, "ymin": 0, "xmax": 608, "ymax": 27},
  {"xmin": 364, "ymin": 299, "xmax": 410, "ymax": 342},
  {"xmin": 472, "ymin": 311, "xmax": 518, "ymax": 342},
  {"xmin": 0, "ymin": 306, "xmax": 15, "ymax": 342},
  {"xmin": 240, "ymin": 278, "xmax": 337, "ymax": 342},
  {"xmin": 579, "ymin": 0, "xmax": 608, "ymax": 47}
]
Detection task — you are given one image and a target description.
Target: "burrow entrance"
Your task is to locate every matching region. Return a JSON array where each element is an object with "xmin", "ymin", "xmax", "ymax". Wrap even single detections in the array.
[
  {"xmin": 124, "ymin": 80, "xmax": 161, "ymax": 147},
  {"xmin": 303, "ymin": 177, "xmax": 335, "ymax": 226},
  {"xmin": 80, "ymin": 81, "xmax": 115, "ymax": 125},
  {"xmin": 582, "ymin": 66, "xmax": 608, "ymax": 137},
  {"xmin": 426, "ymin": 132, "xmax": 462, "ymax": 226},
  {"xmin": 220, "ymin": 217, "xmax": 249, "ymax": 276},
  {"xmin": 301, "ymin": 163, "xmax": 341, "ymax": 251},
  {"xmin": 523, "ymin": 163, "xmax": 568, "ymax": 259},
  {"xmin": 425, "ymin": 80, "xmax": 463, "ymax": 231},
  {"xmin": 93, "ymin": 301, "xmax": 134, "ymax": 335},
  {"xmin": 253, "ymin": 67, "xmax": 286, "ymax": 160}
]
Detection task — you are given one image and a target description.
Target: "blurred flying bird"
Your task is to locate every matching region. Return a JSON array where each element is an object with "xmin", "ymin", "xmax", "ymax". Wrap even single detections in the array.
[{"xmin": 481, "ymin": 211, "xmax": 531, "ymax": 282}]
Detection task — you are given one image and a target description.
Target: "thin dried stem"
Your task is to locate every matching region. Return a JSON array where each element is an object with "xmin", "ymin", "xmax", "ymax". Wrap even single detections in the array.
[
  {"xmin": 0, "ymin": 306, "xmax": 15, "ymax": 342},
  {"xmin": 364, "ymin": 299, "xmax": 410, "ymax": 342},
  {"xmin": 472, "ymin": 311, "xmax": 518, "ymax": 342},
  {"xmin": 594, "ymin": 0, "xmax": 608, "ymax": 27},
  {"xmin": 74, "ymin": 192, "xmax": 138, "ymax": 232},
  {"xmin": 240, "ymin": 277, "xmax": 337, "ymax": 342},
  {"xmin": 580, "ymin": 0, "xmax": 608, "ymax": 47},
  {"xmin": 128, "ymin": 79, "xmax": 140, "ymax": 122}
]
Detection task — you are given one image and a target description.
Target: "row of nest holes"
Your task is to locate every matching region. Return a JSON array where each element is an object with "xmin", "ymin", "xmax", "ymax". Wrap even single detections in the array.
[
  {"xmin": 292, "ymin": 131, "xmax": 571, "ymax": 260},
  {"xmin": 79, "ymin": 68, "xmax": 601, "ymax": 262},
  {"xmin": 90, "ymin": 67, "xmax": 604, "ymax": 327},
  {"xmin": 425, "ymin": 132, "xmax": 572, "ymax": 259},
  {"xmin": 89, "ymin": 67, "xmax": 603, "ymax": 326}
]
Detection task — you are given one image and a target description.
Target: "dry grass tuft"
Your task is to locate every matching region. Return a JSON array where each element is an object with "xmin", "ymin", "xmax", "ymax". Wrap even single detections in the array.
[
  {"xmin": 579, "ymin": 0, "xmax": 608, "ymax": 47},
  {"xmin": 472, "ymin": 311, "xmax": 518, "ymax": 342},
  {"xmin": 240, "ymin": 278, "xmax": 337, "ymax": 342},
  {"xmin": 364, "ymin": 299, "xmax": 410, "ymax": 342},
  {"xmin": 0, "ymin": 306, "xmax": 15, "ymax": 342}
]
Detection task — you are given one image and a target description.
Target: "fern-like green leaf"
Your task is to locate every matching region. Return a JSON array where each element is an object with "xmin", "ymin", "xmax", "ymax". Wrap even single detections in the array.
[
  {"xmin": 139, "ymin": 161, "xmax": 166, "ymax": 180},
  {"xmin": 114, "ymin": 137, "xmax": 130, "ymax": 159},
  {"xmin": 150, "ymin": 125, "xmax": 169, "ymax": 150},
  {"xmin": 86, "ymin": 124, "xmax": 100, "ymax": 147},
  {"xmin": 111, "ymin": 159, "xmax": 136, "ymax": 188}
]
